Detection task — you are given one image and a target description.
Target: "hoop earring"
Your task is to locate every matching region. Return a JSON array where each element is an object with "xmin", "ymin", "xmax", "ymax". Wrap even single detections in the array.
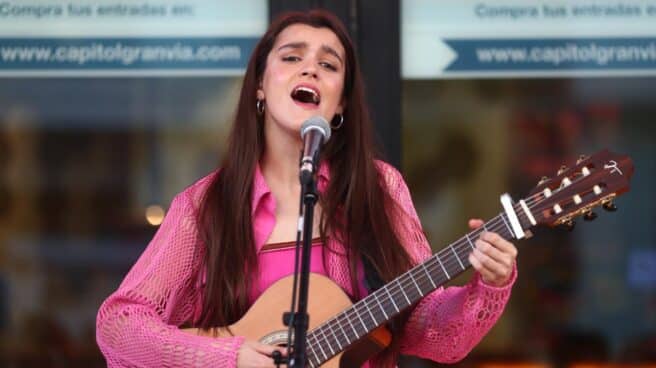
[
  {"xmin": 331, "ymin": 114, "xmax": 344, "ymax": 130},
  {"xmin": 256, "ymin": 99, "xmax": 265, "ymax": 115}
]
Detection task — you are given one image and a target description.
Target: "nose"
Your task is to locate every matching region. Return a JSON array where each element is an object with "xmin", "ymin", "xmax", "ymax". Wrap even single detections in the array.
[{"xmin": 300, "ymin": 61, "xmax": 318, "ymax": 79}]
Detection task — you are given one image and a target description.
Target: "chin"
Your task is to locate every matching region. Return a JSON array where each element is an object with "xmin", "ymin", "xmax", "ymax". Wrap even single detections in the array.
[{"xmin": 268, "ymin": 108, "xmax": 324, "ymax": 134}]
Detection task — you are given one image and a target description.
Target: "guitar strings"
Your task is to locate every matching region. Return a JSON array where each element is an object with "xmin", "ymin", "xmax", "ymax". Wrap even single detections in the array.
[
  {"xmin": 306, "ymin": 191, "xmax": 552, "ymax": 360},
  {"xmin": 306, "ymin": 203, "xmax": 529, "ymax": 354},
  {"xmin": 306, "ymin": 214, "xmax": 513, "ymax": 360}
]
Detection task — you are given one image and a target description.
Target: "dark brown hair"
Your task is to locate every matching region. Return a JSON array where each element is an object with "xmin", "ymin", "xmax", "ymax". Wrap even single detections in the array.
[{"xmin": 196, "ymin": 9, "xmax": 415, "ymax": 364}]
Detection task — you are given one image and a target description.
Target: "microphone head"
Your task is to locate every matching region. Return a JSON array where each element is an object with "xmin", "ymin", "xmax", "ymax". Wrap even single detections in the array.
[{"xmin": 300, "ymin": 116, "xmax": 331, "ymax": 142}]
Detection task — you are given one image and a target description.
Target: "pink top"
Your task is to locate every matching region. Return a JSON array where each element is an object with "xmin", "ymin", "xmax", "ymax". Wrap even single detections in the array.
[
  {"xmin": 96, "ymin": 161, "xmax": 517, "ymax": 367},
  {"xmin": 252, "ymin": 241, "xmax": 322, "ymax": 302},
  {"xmin": 251, "ymin": 239, "xmax": 369, "ymax": 304}
]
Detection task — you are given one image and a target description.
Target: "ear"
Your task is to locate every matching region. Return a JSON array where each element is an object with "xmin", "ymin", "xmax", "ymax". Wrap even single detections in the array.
[{"xmin": 257, "ymin": 88, "xmax": 265, "ymax": 100}]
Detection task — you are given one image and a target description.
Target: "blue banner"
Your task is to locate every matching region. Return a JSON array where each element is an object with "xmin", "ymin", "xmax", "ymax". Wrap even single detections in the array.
[
  {"xmin": 445, "ymin": 37, "xmax": 656, "ymax": 73},
  {"xmin": 0, "ymin": 37, "xmax": 258, "ymax": 73},
  {"xmin": 402, "ymin": 0, "xmax": 656, "ymax": 78}
]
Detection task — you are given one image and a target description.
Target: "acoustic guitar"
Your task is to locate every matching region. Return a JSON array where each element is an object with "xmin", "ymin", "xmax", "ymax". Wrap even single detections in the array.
[{"xmin": 212, "ymin": 149, "xmax": 634, "ymax": 367}]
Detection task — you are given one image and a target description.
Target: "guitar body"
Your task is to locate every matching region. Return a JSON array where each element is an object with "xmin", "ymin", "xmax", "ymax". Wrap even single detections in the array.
[{"xmin": 214, "ymin": 273, "xmax": 391, "ymax": 367}]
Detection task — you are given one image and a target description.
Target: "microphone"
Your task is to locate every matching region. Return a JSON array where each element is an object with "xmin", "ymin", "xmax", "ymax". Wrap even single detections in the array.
[{"xmin": 299, "ymin": 116, "xmax": 331, "ymax": 185}]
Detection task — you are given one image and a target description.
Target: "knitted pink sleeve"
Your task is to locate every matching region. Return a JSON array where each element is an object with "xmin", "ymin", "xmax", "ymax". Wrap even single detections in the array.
[
  {"xmin": 96, "ymin": 181, "xmax": 244, "ymax": 367},
  {"xmin": 377, "ymin": 161, "xmax": 516, "ymax": 363}
]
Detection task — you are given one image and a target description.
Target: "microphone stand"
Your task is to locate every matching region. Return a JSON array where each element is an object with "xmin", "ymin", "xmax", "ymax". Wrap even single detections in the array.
[
  {"xmin": 275, "ymin": 118, "xmax": 329, "ymax": 368},
  {"xmin": 284, "ymin": 161, "xmax": 320, "ymax": 368},
  {"xmin": 273, "ymin": 166, "xmax": 318, "ymax": 368},
  {"xmin": 292, "ymin": 171, "xmax": 317, "ymax": 368}
]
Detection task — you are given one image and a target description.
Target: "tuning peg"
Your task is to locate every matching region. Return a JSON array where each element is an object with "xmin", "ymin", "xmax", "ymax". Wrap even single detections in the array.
[
  {"xmin": 583, "ymin": 211, "xmax": 598, "ymax": 221},
  {"xmin": 577, "ymin": 155, "xmax": 589, "ymax": 164},
  {"xmin": 560, "ymin": 219, "xmax": 576, "ymax": 232},
  {"xmin": 538, "ymin": 176, "xmax": 549, "ymax": 186},
  {"xmin": 557, "ymin": 165, "xmax": 568, "ymax": 175},
  {"xmin": 602, "ymin": 201, "xmax": 617, "ymax": 212}
]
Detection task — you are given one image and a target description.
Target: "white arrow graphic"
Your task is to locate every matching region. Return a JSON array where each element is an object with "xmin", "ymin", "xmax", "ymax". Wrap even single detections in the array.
[{"xmin": 403, "ymin": 31, "xmax": 457, "ymax": 79}]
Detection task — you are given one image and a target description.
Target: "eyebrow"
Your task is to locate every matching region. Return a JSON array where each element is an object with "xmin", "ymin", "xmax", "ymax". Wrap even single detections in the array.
[{"xmin": 277, "ymin": 42, "xmax": 344, "ymax": 65}]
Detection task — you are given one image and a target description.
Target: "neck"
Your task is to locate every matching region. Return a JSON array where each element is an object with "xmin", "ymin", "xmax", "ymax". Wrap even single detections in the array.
[{"xmin": 261, "ymin": 120, "xmax": 304, "ymax": 192}]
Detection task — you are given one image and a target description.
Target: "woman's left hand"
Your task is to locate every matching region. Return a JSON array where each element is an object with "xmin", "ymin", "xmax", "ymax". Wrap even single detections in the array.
[{"xmin": 467, "ymin": 218, "xmax": 518, "ymax": 287}]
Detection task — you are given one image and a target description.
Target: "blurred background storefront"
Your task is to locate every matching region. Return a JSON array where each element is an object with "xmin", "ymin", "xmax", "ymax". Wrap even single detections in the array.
[{"xmin": 0, "ymin": 0, "xmax": 654, "ymax": 367}]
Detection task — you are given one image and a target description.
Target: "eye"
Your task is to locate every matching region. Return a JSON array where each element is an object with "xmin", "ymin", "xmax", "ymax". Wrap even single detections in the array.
[
  {"xmin": 282, "ymin": 55, "xmax": 300, "ymax": 62},
  {"xmin": 320, "ymin": 61, "xmax": 337, "ymax": 71}
]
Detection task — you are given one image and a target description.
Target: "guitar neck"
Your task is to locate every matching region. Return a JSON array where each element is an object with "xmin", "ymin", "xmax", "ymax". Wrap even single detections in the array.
[{"xmin": 306, "ymin": 212, "xmax": 517, "ymax": 365}]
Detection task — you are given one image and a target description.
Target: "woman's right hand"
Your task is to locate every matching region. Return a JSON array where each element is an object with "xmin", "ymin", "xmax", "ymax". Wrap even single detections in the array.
[{"xmin": 237, "ymin": 340, "xmax": 285, "ymax": 368}]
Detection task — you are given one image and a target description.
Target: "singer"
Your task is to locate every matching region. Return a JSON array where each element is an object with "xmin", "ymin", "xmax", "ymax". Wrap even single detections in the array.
[{"xmin": 96, "ymin": 9, "xmax": 517, "ymax": 368}]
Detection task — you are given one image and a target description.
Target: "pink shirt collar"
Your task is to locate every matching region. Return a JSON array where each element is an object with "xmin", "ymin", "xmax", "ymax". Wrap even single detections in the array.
[{"xmin": 251, "ymin": 162, "xmax": 330, "ymax": 252}]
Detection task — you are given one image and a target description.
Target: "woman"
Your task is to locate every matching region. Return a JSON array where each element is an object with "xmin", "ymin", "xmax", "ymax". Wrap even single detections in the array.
[{"xmin": 96, "ymin": 10, "xmax": 517, "ymax": 368}]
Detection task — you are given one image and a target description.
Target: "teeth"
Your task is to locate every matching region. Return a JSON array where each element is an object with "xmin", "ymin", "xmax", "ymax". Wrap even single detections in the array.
[
  {"xmin": 296, "ymin": 87, "xmax": 317, "ymax": 95},
  {"xmin": 293, "ymin": 86, "xmax": 320, "ymax": 104}
]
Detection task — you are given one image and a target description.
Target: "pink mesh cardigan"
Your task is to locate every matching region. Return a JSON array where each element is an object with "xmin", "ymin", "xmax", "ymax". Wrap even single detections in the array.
[{"xmin": 96, "ymin": 161, "xmax": 516, "ymax": 367}]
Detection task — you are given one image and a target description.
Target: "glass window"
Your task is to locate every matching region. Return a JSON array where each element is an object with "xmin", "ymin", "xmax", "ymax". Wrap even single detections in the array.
[{"xmin": 402, "ymin": 0, "xmax": 656, "ymax": 365}]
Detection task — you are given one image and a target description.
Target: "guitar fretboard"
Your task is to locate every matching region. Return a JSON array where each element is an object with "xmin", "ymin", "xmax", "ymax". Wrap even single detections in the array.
[{"xmin": 304, "ymin": 212, "xmax": 516, "ymax": 367}]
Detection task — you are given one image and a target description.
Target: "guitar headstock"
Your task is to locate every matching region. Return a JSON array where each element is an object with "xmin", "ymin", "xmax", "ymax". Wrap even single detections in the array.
[{"xmin": 526, "ymin": 150, "xmax": 634, "ymax": 229}]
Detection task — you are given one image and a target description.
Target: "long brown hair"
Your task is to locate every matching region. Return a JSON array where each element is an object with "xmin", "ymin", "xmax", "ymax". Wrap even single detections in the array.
[{"xmin": 196, "ymin": 9, "xmax": 415, "ymax": 363}]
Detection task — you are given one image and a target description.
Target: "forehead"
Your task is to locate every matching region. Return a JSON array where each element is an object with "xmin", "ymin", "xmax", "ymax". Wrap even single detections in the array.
[{"xmin": 273, "ymin": 24, "xmax": 345, "ymax": 56}]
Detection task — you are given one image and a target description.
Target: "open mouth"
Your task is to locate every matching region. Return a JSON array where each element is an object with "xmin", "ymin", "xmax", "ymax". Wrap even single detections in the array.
[{"xmin": 291, "ymin": 86, "xmax": 320, "ymax": 106}]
